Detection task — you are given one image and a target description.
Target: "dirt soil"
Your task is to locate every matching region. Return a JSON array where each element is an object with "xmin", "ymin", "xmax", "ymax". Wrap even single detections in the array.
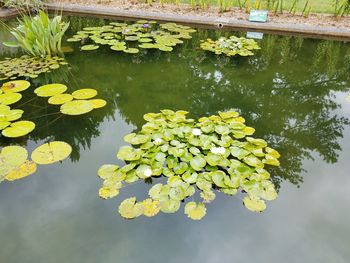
[{"xmin": 50, "ymin": 0, "xmax": 350, "ymax": 29}]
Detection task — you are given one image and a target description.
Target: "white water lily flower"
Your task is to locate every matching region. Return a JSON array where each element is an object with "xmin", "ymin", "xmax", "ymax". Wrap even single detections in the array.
[
  {"xmin": 154, "ymin": 138, "xmax": 162, "ymax": 145},
  {"xmin": 144, "ymin": 168, "xmax": 153, "ymax": 178},
  {"xmin": 211, "ymin": 147, "xmax": 225, "ymax": 155},
  {"xmin": 192, "ymin": 128, "xmax": 202, "ymax": 136}
]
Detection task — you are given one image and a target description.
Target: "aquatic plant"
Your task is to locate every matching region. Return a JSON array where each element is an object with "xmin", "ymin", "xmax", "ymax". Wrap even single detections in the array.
[
  {"xmin": 0, "ymin": 55, "xmax": 68, "ymax": 81},
  {"xmin": 3, "ymin": 10, "xmax": 70, "ymax": 57},
  {"xmin": 33, "ymin": 85, "xmax": 107, "ymax": 115},
  {"xmin": 1, "ymin": 81, "xmax": 107, "ymax": 138},
  {"xmin": 68, "ymin": 20, "xmax": 196, "ymax": 54},
  {"xmin": 98, "ymin": 110, "xmax": 280, "ymax": 220},
  {"xmin": 0, "ymin": 141, "xmax": 72, "ymax": 183},
  {"xmin": 0, "ymin": 80, "xmax": 36, "ymax": 138},
  {"xmin": 200, "ymin": 36, "xmax": 261, "ymax": 57}
]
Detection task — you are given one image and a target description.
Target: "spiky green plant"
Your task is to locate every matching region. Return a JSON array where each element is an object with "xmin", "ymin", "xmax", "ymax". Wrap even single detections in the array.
[{"xmin": 3, "ymin": 10, "xmax": 69, "ymax": 57}]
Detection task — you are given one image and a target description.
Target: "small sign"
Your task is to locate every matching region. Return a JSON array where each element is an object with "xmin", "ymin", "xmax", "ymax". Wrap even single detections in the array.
[
  {"xmin": 249, "ymin": 10, "xmax": 268, "ymax": 23},
  {"xmin": 246, "ymin": 32, "xmax": 264, "ymax": 40}
]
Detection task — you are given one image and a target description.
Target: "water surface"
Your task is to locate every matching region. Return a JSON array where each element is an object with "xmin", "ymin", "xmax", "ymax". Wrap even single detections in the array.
[{"xmin": 0, "ymin": 16, "xmax": 350, "ymax": 263}]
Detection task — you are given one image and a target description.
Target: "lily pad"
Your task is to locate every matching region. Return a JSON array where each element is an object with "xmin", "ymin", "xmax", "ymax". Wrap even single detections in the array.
[
  {"xmin": 184, "ymin": 202, "xmax": 206, "ymax": 220},
  {"xmin": 142, "ymin": 198, "xmax": 161, "ymax": 217},
  {"xmin": 34, "ymin": 84, "xmax": 68, "ymax": 97},
  {"xmin": 5, "ymin": 160, "xmax": 37, "ymax": 181},
  {"xmin": 72, "ymin": 89, "xmax": 98, "ymax": 100},
  {"xmin": 243, "ymin": 196, "xmax": 266, "ymax": 212},
  {"xmin": 0, "ymin": 145, "xmax": 28, "ymax": 181},
  {"xmin": 118, "ymin": 197, "xmax": 144, "ymax": 219},
  {"xmin": 81, "ymin": 45, "xmax": 99, "ymax": 51},
  {"xmin": 48, "ymin": 93, "xmax": 73, "ymax": 105},
  {"xmin": 1, "ymin": 80, "xmax": 30, "ymax": 93},
  {"xmin": 89, "ymin": 99, "xmax": 107, "ymax": 109},
  {"xmin": 0, "ymin": 92, "xmax": 22, "ymax": 105},
  {"xmin": 31, "ymin": 141, "xmax": 72, "ymax": 165},
  {"xmin": 60, "ymin": 100, "xmax": 94, "ymax": 115},
  {"xmin": 2, "ymin": 120, "xmax": 35, "ymax": 138}
]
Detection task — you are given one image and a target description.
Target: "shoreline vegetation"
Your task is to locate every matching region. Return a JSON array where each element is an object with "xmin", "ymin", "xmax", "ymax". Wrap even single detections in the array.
[
  {"xmin": 48, "ymin": 0, "xmax": 350, "ymax": 30},
  {"xmin": 1, "ymin": 1, "xmax": 350, "ymax": 33}
]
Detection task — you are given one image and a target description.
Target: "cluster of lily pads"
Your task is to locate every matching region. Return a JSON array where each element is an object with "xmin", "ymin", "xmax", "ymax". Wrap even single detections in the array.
[
  {"xmin": 98, "ymin": 110, "xmax": 280, "ymax": 220},
  {"xmin": 200, "ymin": 36, "xmax": 261, "ymax": 57},
  {"xmin": 67, "ymin": 20, "xmax": 196, "ymax": 53},
  {"xmin": 0, "ymin": 55, "xmax": 68, "ymax": 81},
  {"xmin": 34, "ymin": 84, "xmax": 107, "ymax": 115},
  {"xmin": 0, "ymin": 81, "xmax": 36, "ymax": 138},
  {"xmin": 0, "ymin": 141, "xmax": 72, "ymax": 183}
]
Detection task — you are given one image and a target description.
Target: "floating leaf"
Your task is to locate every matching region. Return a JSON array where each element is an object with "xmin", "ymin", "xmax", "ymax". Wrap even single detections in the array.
[
  {"xmin": 118, "ymin": 197, "xmax": 144, "ymax": 219},
  {"xmin": 0, "ymin": 92, "xmax": 22, "ymax": 105},
  {"xmin": 48, "ymin": 93, "xmax": 73, "ymax": 105},
  {"xmin": 1, "ymin": 80, "xmax": 30, "ymax": 93},
  {"xmin": 5, "ymin": 160, "xmax": 37, "ymax": 181},
  {"xmin": 60, "ymin": 100, "xmax": 94, "ymax": 115},
  {"xmin": 243, "ymin": 196, "xmax": 266, "ymax": 212},
  {"xmin": 142, "ymin": 198, "xmax": 161, "ymax": 217},
  {"xmin": 0, "ymin": 146, "xmax": 28, "ymax": 181},
  {"xmin": 72, "ymin": 89, "xmax": 98, "ymax": 100},
  {"xmin": 34, "ymin": 84, "xmax": 67, "ymax": 97},
  {"xmin": 31, "ymin": 141, "xmax": 72, "ymax": 164},
  {"xmin": 81, "ymin": 45, "xmax": 99, "ymax": 51},
  {"xmin": 89, "ymin": 99, "xmax": 107, "ymax": 109},
  {"xmin": 2, "ymin": 120, "xmax": 35, "ymax": 138},
  {"xmin": 97, "ymin": 110, "xmax": 280, "ymax": 220},
  {"xmin": 184, "ymin": 202, "xmax": 206, "ymax": 220}
]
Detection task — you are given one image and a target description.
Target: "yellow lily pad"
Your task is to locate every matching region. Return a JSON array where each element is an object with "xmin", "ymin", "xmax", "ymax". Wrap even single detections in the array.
[
  {"xmin": 34, "ymin": 83, "xmax": 67, "ymax": 97},
  {"xmin": 0, "ymin": 121, "xmax": 11, "ymax": 130},
  {"xmin": 72, "ymin": 89, "xmax": 97, "ymax": 100},
  {"xmin": 118, "ymin": 197, "xmax": 144, "ymax": 219},
  {"xmin": 243, "ymin": 196, "xmax": 266, "ymax": 212},
  {"xmin": 89, "ymin": 99, "xmax": 107, "ymax": 109},
  {"xmin": 1, "ymin": 80, "xmax": 30, "ymax": 93},
  {"xmin": 184, "ymin": 201, "xmax": 206, "ymax": 220},
  {"xmin": 31, "ymin": 141, "xmax": 72, "ymax": 165},
  {"xmin": 99, "ymin": 186, "xmax": 120, "ymax": 199},
  {"xmin": 142, "ymin": 198, "xmax": 161, "ymax": 217},
  {"xmin": 48, "ymin": 93, "xmax": 73, "ymax": 105},
  {"xmin": 5, "ymin": 160, "xmax": 37, "ymax": 181},
  {"xmin": 4, "ymin": 109, "xmax": 24, "ymax": 122},
  {"xmin": 0, "ymin": 146, "xmax": 28, "ymax": 181},
  {"xmin": 0, "ymin": 92, "xmax": 22, "ymax": 105},
  {"xmin": 2, "ymin": 120, "xmax": 35, "ymax": 138},
  {"xmin": 60, "ymin": 100, "xmax": 94, "ymax": 115}
]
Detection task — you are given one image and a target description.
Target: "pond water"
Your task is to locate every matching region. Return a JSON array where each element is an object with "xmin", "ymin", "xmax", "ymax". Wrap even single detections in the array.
[{"xmin": 1, "ymin": 16, "xmax": 350, "ymax": 263}]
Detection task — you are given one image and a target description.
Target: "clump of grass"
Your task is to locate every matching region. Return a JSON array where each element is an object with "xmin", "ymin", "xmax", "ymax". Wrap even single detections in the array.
[{"xmin": 3, "ymin": 10, "xmax": 69, "ymax": 57}]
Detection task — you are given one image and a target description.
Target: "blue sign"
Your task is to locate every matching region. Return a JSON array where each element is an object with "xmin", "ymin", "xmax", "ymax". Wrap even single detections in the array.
[
  {"xmin": 246, "ymin": 32, "xmax": 264, "ymax": 39},
  {"xmin": 249, "ymin": 10, "xmax": 269, "ymax": 23}
]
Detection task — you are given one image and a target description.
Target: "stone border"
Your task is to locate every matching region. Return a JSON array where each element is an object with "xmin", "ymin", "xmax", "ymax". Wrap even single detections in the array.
[{"xmin": 2, "ymin": 4, "xmax": 350, "ymax": 40}]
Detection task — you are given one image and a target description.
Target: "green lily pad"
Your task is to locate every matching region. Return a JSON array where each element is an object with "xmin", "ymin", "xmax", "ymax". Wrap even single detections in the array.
[
  {"xmin": 89, "ymin": 99, "xmax": 107, "ymax": 109},
  {"xmin": 60, "ymin": 100, "xmax": 94, "ymax": 115},
  {"xmin": 2, "ymin": 120, "xmax": 35, "ymax": 138},
  {"xmin": 0, "ymin": 145, "xmax": 28, "ymax": 181},
  {"xmin": 243, "ymin": 196, "xmax": 266, "ymax": 212},
  {"xmin": 31, "ymin": 141, "xmax": 72, "ymax": 165},
  {"xmin": 48, "ymin": 93, "xmax": 73, "ymax": 105},
  {"xmin": 72, "ymin": 89, "xmax": 98, "ymax": 100},
  {"xmin": 34, "ymin": 84, "xmax": 68, "ymax": 97},
  {"xmin": 81, "ymin": 45, "xmax": 99, "ymax": 51},
  {"xmin": 184, "ymin": 202, "xmax": 206, "ymax": 220},
  {"xmin": 0, "ymin": 92, "xmax": 22, "ymax": 105},
  {"xmin": 118, "ymin": 197, "xmax": 144, "ymax": 219},
  {"xmin": 1, "ymin": 80, "xmax": 30, "ymax": 93},
  {"xmin": 5, "ymin": 160, "xmax": 37, "ymax": 181}
]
